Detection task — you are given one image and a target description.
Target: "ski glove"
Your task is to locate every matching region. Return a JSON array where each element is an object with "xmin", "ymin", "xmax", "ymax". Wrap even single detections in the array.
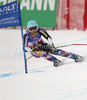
[
  {"xmin": 50, "ymin": 43, "xmax": 56, "ymax": 50},
  {"xmin": 50, "ymin": 43, "xmax": 58, "ymax": 54},
  {"xmin": 50, "ymin": 43, "xmax": 55, "ymax": 48},
  {"xmin": 30, "ymin": 48, "xmax": 39, "ymax": 56}
]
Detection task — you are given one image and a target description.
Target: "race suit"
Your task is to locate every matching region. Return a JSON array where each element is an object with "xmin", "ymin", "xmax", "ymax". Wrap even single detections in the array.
[{"xmin": 24, "ymin": 28, "xmax": 74, "ymax": 62}]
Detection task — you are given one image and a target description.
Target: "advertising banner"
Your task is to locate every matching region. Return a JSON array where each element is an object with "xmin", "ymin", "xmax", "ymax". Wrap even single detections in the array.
[
  {"xmin": 0, "ymin": 0, "xmax": 58, "ymax": 28},
  {"xmin": 0, "ymin": 0, "xmax": 21, "ymax": 28},
  {"xmin": 0, "ymin": 0, "xmax": 27, "ymax": 73}
]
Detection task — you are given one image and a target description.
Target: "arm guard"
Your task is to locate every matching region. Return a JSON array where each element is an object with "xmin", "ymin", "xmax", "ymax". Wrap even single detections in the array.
[{"xmin": 38, "ymin": 28, "xmax": 53, "ymax": 45}]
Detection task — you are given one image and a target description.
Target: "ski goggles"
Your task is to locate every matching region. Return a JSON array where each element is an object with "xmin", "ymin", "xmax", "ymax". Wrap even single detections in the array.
[{"xmin": 28, "ymin": 26, "xmax": 38, "ymax": 32}]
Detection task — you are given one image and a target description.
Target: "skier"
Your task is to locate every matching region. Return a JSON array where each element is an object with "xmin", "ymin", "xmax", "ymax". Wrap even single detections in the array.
[{"xmin": 24, "ymin": 20, "xmax": 83, "ymax": 67}]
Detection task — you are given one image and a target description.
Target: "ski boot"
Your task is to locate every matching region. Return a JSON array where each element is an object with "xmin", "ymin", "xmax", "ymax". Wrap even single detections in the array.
[
  {"xmin": 71, "ymin": 54, "xmax": 83, "ymax": 62},
  {"xmin": 51, "ymin": 56, "xmax": 62, "ymax": 67},
  {"xmin": 54, "ymin": 59, "xmax": 62, "ymax": 67}
]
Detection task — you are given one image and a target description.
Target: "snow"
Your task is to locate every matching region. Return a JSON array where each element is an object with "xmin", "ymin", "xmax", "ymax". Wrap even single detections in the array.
[{"xmin": 0, "ymin": 29, "xmax": 87, "ymax": 100}]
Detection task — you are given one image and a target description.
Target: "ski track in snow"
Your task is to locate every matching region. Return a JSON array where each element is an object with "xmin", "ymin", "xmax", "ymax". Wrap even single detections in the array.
[
  {"xmin": 0, "ymin": 29, "xmax": 87, "ymax": 100},
  {"xmin": 0, "ymin": 35, "xmax": 87, "ymax": 78}
]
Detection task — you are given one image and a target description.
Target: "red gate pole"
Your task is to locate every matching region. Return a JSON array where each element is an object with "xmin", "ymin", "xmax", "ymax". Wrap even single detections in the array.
[
  {"xmin": 84, "ymin": 0, "xmax": 87, "ymax": 31},
  {"xmin": 67, "ymin": 0, "xmax": 70, "ymax": 29}
]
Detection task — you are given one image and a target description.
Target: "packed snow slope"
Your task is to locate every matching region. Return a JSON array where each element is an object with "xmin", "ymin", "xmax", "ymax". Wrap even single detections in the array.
[{"xmin": 0, "ymin": 29, "xmax": 87, "ymax": 100}]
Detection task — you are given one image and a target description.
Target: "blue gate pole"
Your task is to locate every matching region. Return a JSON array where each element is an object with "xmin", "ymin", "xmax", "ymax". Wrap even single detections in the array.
[
  {"xmin": 20, "ymin": 25, "xmax": 28, "ymax": 73},
  {"xmin": 18, "ymin": 0, "xmax": 28, "ymax": 73}
]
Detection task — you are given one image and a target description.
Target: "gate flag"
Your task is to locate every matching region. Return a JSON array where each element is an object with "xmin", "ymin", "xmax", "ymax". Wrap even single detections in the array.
[
  {"xmin": 0, "ymin": 0, "xmax": 21, "ymax": 28},
  {"xmin": 0, "ymin": 0, "xmax": 27, "ymax": 73}
]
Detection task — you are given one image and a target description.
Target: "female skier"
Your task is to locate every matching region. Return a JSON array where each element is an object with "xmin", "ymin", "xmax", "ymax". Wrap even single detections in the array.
[{"xmin": 24, "ymin": 20, "xmax": 83, "ymax": 66}]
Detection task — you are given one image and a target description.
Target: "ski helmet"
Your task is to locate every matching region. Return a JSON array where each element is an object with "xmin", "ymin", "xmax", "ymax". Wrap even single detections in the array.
[{"xmin": 27, "ymin": 20, "xmax": 38, "ymax": 32}]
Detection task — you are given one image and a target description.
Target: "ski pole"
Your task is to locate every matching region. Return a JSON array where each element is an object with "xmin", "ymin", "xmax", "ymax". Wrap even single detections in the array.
[
  {"xmin": 27, "ymin": 55, "xmax": 33, "ymax": 60},
  {"xmin": 26, "ymin": 44, "xmax": 87, "ymax": 59},
  {"xmin": 56, "ymin": 44, "xmax": 87, "ymax": 48}
]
